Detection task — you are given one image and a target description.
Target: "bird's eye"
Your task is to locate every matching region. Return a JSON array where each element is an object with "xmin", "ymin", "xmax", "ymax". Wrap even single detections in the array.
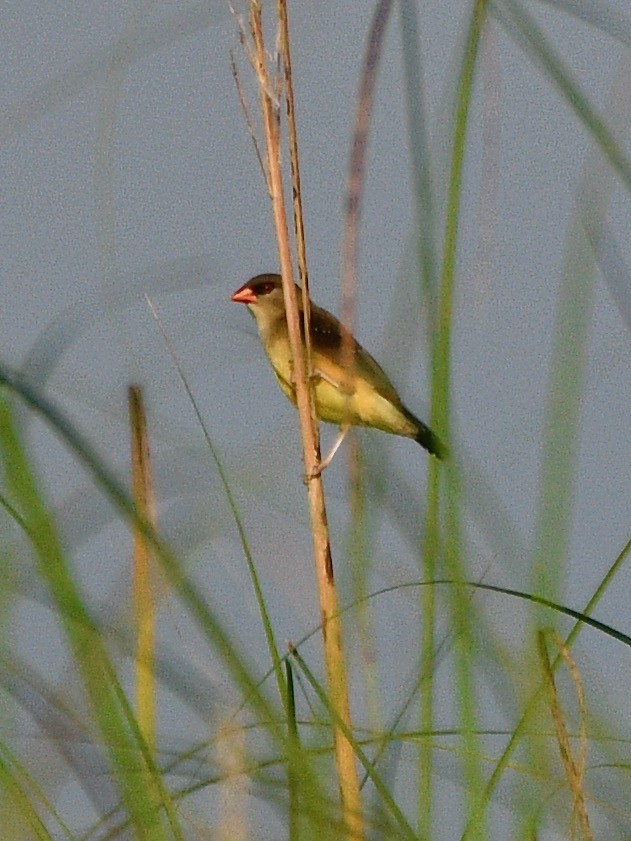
[{"xmin": 259, "ymin": 282, "xmax": 275, "ymax": 295}]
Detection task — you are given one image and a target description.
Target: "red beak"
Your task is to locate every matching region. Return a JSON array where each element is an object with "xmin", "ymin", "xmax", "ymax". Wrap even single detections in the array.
[{"xmin": 231, "ymin": 283, "xmax": 257, "ymax": 304}]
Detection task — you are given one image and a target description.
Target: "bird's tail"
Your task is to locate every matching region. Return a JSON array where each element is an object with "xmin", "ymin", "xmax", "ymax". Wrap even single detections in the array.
[{"xmin": 413, "ymin": 418, "xmax": 447, "ymax": 459}]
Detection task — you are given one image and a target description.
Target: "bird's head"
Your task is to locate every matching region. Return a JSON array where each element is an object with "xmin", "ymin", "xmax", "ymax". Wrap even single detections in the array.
[
  {"xmin": 231, "ymin": 273, "xmax": 284, "ymax": 307},
  {"xmin": 231, "ymin": 274, "xmax": 288, "ymax": 330}
]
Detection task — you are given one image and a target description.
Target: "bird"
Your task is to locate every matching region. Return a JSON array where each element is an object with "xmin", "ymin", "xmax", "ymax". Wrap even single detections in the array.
[{"xmin": 231, "ymin": 273, "xmax": 445, "ymax": 468}]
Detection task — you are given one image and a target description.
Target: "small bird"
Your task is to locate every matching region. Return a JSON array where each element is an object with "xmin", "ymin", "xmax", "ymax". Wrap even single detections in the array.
[{"xmin": 231, "ymin": 273, "xmax": 445, "ymax": 467}]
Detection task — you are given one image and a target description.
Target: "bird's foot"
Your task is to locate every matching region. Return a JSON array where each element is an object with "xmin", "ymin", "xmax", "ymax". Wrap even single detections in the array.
[{"xmin": 302, "ymin": 426, "xmax": 350, "ymax": 482}]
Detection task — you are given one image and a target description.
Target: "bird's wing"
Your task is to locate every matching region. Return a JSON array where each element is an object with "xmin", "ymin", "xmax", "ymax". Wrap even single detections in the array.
[{"xmin": 305, "ymin": 303, "xmax": 402, "ymax": 405}]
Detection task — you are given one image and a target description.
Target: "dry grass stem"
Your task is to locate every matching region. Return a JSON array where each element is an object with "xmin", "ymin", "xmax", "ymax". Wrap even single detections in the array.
[
  {"xmin": 243, "ymin": 2, "xmax": 364, "ymax": 836},
  {"xmin": 340, "ymin": 0, "xmax": 393, "ymax": 435},
  {"xmin": 539, "ymin": 630, "xmax": 592, "ymax": 841},
  {"xmin": 230, "ymin": 50, "xmax": 267, "ymax": 188},
  {"xmin": 129, "ymin": 384, "xmax": 157, "ymax": 754}
]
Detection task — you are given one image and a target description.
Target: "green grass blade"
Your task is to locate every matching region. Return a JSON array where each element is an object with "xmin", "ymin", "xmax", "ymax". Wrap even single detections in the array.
[{"xmin": 0, "ymin": 393, "xmax": 175, "ymax": 840}]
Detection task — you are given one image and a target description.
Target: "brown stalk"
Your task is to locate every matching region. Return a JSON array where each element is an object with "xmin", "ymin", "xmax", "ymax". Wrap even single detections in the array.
[
  {"xmin": 129, "ymin": 384, "xmax": 157, "ymax": 754},
  {"xmin": 538, "ymin": 630, "xmax": 592, "ymax": 841},
  {"xmin": 230, "ymin": 50, "xmax": 267, "ymax": 186},
  {"xmin": 340, "ymin": 0, "xmax": 394, "ymax": 440},
  {"xmin": 277, "ymin": 0, "xmax": 306, "ymax": 277},
  {"xmin": 247, "ymin": 3, "xmax": 363, "ymax": 836}
]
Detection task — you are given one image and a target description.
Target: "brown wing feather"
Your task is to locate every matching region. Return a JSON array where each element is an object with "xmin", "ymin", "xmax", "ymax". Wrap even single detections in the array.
[{"xmin": 304, "ymin": 303, "xmax": 403, "ymax": 405}]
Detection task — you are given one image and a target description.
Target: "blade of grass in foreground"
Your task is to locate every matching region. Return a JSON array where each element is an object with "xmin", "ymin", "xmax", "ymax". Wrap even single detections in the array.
[
  {"xmin": 290, "ymin": 646, "xmax": 418, "ymax": 841},
  {"xmin": 459, "ymin": 530, "xmax": 631, "ymax": 840},
  {"xmin": 145, "ymin": 296, "xmax": 288, "ymax": 714},
  {"xmin": 0, "ymin": 369, "xmax": 338, "ymax": 834},
  {"xmin": 0, "ymin": 738, "xmax": 69, "ymax": 840},
  {"xmin": 423, "ymin": 2, "xmax": 489, "ymax": 839},
  {"xmin": 494, "ymin": 22, "xmax": 628, "ymax": 836},
  {"xmin": 129, "ymin": 385, "xmax": 157, "ymax": 756},
  {"xmin": 0, "ymin": 392, "xmax": 179, "ymax": 841}
]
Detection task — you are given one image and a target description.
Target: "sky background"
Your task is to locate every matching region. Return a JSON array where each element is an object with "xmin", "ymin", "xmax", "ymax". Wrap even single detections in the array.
[{"xmin": 2, "ymin": 1, "xmax": 631, "ymax": 837}]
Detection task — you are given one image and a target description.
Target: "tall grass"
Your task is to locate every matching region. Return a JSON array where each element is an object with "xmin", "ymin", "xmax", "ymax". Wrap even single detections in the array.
[{"xmin": 1, "ymin": 0, "xmax": 631, "ymax": 839}]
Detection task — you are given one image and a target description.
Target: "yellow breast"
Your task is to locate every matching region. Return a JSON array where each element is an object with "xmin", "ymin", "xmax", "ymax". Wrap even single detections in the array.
[{"xmin": 263, "ymin": 330, "xmax": 416, "ymax": 439}]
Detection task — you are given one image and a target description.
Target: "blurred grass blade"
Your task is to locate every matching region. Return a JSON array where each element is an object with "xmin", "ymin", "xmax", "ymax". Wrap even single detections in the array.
[
  {"xmin": 529, "ymin": 219, "xmax": 598, "ymax": 605},
  {"xmin": 0, "ymin": 363, "xmax": 334, "ymax": 827},
  {"xmin": 129, "ymin": 385, "xmax": 157, "ymax": 755},
  {"xmin": 0, "ymin": 4, "xmax": 229, "ymax": 146},
  {"xmin": 0, "ymin": 392, "xmax": 176, "ymax": 840},
  {"xmin": 285, "ymin": 659, "xmax": 300, "ymax": 841},
  {"xmin": 587, "ymin": 219, "xmax": 631, "ymax": 333},
  {"xmin": 399, "ymin": 0, "xmax": 438, "ymax": 299},
  {"xmin": 290, "ymin": 647, "xmax": 418, "ymax": 841},
  {"xmin": 0, "ymin": 740, "xmax": 64, "ymax": 840},
  {"xmin": 540, "ymin": 0, "xmax": 631, "ymax": 50},
  {"xmin": 462, "ymin": 529, "xmax": 631, "ymax": 837},
  {"xmin": 0, "ymin": 366, "xmax": 280, "ymax": 725},
  {"xmin": 145, "ymin": 295, "xmax": 287, "ymax": 712},
  {"xmin": 422, "ymin": 2, "xmax": 489, "ymax": 839},
  {"xmin": 20, "ymin": 254, "xmax": 224, "ymax": 394},
  {"xmin": 492, "ymin": 0, "xmax": 631, "ymax": 192}
]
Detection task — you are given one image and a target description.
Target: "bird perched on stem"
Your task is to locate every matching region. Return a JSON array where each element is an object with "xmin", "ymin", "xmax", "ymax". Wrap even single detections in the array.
[{"xmin": 231, "ymin": 273, "xmax": 445, "ymax": 468}]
